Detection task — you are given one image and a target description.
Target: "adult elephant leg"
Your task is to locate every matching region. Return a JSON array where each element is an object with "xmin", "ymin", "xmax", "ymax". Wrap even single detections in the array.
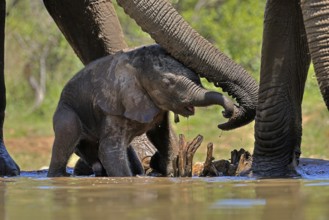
[
  {"xmin": 252, "ymin": 0, "xmax": 311, "ymax": 177},
  {"xmin": 117, "ymin": 0, "xmax": 258, "ymax": 130},
  {"xmin": 43, "ymin": 0, "xmax": 127, "ymax": 64},
  {"xmin": 0, "ymin": 0, "xmax": 19, "ymax": 176},
  {"xmin": 301, "ymin": 0, "xmax": 329, "ymax": 109},
  {"xmin": 147, "ymin": 112, "xmax": 178, "ymax": 176}
]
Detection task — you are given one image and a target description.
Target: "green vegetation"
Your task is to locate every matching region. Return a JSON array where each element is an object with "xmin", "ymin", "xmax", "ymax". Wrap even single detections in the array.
[
  {"xmin": 5, "ymin": 0, "xmax": 83, "ymax": 137},
  {"xmin": 3, "ymin": 0, "xmax": 329, "ymax": 170}
]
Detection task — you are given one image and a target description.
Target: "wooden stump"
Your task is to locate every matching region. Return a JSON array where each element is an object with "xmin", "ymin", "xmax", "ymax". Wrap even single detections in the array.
[
  {"xmin": 173, "ymin": 134, "xmax": 203, "ymax": 177},
  {"xmin": 200, "ymin": 143, "xmax": 219, "ymax": 177},
  {"xmin": 234, "ymin": 149, "xmax": 252, "ymax": 176},
  {"xmin": 199, "ymin": 147, "xmax": 252, "ymax": 177}
]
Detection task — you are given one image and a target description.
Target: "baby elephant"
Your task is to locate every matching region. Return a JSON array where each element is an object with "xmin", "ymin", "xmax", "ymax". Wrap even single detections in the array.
[{"xmin": 47, "ymin": 44, "xmax": 235, "ymax": 177}]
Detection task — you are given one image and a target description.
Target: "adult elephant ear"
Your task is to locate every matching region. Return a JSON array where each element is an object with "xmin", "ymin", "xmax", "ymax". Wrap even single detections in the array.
[{"xmin": 117, "ymin": 0, "xmax": 258, "ymax": 130}]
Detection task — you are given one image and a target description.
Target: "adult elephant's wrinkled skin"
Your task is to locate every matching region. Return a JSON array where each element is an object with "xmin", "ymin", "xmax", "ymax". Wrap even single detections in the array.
[{"xmin": 253, "ymin": 0, "xmax": 329, "ymax": 177}]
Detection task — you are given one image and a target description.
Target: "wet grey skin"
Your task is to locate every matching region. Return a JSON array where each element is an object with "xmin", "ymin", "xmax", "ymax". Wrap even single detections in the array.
[{"xmin": 47, "ymin": 45, "xmax": 235, "ymax": 177}]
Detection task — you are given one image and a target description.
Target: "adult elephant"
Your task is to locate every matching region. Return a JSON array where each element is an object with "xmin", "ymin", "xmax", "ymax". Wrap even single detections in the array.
[{"xmin": 252, "ymin": 0, "xmax": 329, "ymax": 177}]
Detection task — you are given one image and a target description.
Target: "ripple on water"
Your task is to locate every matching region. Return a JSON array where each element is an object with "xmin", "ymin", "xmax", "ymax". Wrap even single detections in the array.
[
  {"xmin": 210, "ymin": 199, "xmax": 266, "ymax": 209},
  {"xmin": 305, "ymin": 181, "xmax": 329, "ymax": 187}
]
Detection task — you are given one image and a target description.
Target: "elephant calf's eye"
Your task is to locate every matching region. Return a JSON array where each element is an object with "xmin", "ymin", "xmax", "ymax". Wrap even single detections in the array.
[{"xmin": 162, "ymin": 78, "xmax": 174, "ymax": 87}]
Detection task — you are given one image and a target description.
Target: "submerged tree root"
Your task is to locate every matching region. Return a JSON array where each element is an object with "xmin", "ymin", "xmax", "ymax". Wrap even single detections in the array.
[
  {"xmin": 195, "ymin": 147, "xmax": 252, "ymax": 177},
  {"xmin": 144, "ymin": 134, "xmax": 252, "ymax": 177},
  {"xmin": 137, "ymin": 134, "xmax": 253, "ymax": 177},
  {"xmin": 172, "ymin": 134, "xmax": 203, "ymax": 177}
]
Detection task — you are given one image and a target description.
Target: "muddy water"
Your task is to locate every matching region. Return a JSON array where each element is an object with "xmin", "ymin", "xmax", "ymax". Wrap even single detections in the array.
[{"xmin": 1, "ymin": 172, "xmax": 329, "ymax": 220}]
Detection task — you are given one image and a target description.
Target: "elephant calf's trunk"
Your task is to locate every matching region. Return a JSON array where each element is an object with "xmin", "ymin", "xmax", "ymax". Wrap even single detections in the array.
[{"xmin": 192, "ymin": 87, "xmax": 236, "ymax": 122}]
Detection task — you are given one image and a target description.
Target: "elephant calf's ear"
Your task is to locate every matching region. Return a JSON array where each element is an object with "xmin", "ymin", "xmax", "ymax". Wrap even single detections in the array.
[
  {"xmin": 123, "ymin": 96, "xmax": 160, "ymax": 124},
  {"xmin": 96, "ymin": 83, "xmax": 160, "ymax": 124},
  {"xmin": 121, "ymin": 54, "xmax": 161, "ymax": 124},
  {"xmin": 95, "ymin": 57, "xmax": 160, "ymax": 124}
]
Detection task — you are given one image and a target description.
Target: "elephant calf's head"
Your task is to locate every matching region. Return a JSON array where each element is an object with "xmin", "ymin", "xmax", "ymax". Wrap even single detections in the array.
[{"xmin": 130, "ymin": 45, "xmax": 235, "ymax": 119}]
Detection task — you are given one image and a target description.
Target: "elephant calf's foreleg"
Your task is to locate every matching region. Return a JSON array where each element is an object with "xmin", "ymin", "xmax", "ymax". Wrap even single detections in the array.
[{"xmin": 98, "ymin": 136, "xmax": 133, "ymax": 177}]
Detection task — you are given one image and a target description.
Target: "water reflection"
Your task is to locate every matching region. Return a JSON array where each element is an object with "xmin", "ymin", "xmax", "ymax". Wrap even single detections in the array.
[
  {"xmin": 254, "ymin": 180, "xmax": 303, "ymax": 220},
  {"xmin": 211, "ymin": 199, "xmax": 266, "ymax": 208},
  {"xmin": 0, "ymin": 176, "xmax": 329, "ymax": 220}
]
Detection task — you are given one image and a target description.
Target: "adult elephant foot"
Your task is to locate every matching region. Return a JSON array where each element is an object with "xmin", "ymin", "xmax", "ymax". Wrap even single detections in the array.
[
  {"xmin": 251, "ymin": 155, "xmax": 300, "ymax": 178},
  {"xmin": 0, "ymin": 140, "xmax": 20, "ymax": 176}
]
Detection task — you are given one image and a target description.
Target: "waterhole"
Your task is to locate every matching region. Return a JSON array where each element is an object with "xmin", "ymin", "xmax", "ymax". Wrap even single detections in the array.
[{"xmin": 1, "ymin": 158, "xmax": 329, "ymax": 220}]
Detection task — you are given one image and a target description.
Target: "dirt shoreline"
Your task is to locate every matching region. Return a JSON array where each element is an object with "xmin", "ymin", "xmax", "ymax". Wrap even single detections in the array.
[{"xmin": 5, "ymin": 136, "xmax": 79, "ymax": 170}]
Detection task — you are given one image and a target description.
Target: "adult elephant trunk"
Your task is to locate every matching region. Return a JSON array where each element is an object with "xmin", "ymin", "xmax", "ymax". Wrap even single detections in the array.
[
  {"xmin": 301, "ymin": 0, "xmax": 329, "ymax": 109},
  {"xmin": 116, "ymin": 0, "xmax": 258, "ymax": 130}
]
